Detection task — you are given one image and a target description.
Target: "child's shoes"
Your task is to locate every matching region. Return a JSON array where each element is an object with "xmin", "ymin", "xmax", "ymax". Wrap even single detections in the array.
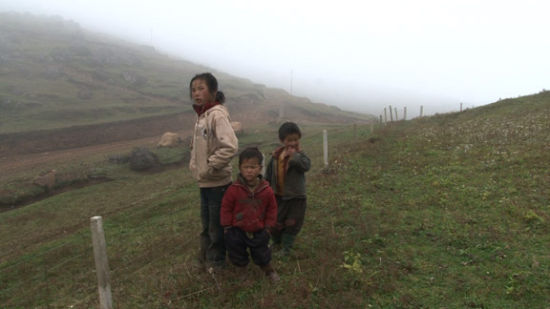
[{"xmin": 267, "ymin": 270, "xmax": 280, "ymax": 282}]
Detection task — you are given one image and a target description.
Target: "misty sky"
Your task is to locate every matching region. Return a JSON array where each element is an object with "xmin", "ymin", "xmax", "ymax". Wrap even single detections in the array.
[{"xmin": 2, "ymin": 0, "xmax": 550, "ymax": 117}]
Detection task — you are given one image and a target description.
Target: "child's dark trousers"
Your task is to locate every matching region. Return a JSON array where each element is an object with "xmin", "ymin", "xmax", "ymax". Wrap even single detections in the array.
[{"xmin": 225, "ymin": 227, "xmax": 271, "ymax": 267}]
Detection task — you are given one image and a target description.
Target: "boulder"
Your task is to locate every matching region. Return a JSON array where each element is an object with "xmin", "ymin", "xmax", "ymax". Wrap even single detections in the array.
[
  {"xmin": 33, "ymin": 169, "xmax": 57, "ymax": 190},
  {"xmin": 231, "ymin": 121, "xmax": 243, "ymax": 135},
  {"xmin": 157, "ymin": 132, "xmax": 182, "ymax": 147},
  {"xmin": 129, "ymin": 147, "xmax": 159, "ymax": 171}
]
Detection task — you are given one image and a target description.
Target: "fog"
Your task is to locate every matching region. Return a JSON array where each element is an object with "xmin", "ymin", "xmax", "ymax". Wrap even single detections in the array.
[{"xmin": 2, "ymin": 0, "xmax": 550, "ymax": 117}]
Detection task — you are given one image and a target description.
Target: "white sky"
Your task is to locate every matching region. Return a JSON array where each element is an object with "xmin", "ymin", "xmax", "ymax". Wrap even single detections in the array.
[{"xmin": 2, "ymin": 0, "xmax": 550, "ymax": 117}]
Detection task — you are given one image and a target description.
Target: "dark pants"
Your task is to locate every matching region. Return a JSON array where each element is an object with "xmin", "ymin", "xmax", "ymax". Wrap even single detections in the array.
[
  {"xmin": 272, "ymin": 197, "xmax": 307, "ymax": 238},
  {"xmin": 199, "ymin": 183, "xmax": 230, "ymax": 266},
  {"xmin": 225, "ymin": 227, "xmax": 271, "ymax": 267}
]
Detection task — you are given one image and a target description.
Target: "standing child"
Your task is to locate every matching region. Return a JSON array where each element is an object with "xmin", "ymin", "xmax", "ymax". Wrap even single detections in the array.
[
  {"xmin": 221, "ymin": 147, "xmax": 280, "ymax": 282},
  {"xmin": 265, "ymin": 122, "xmax": 311, "ymax": 255},
  {"xmin": 189, "ymin": 73, "xmax": 238, "ymax": 268}
]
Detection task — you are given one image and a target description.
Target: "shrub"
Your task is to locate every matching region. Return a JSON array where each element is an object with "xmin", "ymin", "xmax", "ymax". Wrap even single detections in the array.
[{"xmin": 129, "ymin": 147, "xmax": 159, "ymax": 171}]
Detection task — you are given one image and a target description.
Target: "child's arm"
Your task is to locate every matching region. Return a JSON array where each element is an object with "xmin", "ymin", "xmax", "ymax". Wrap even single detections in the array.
[
  {"xmin": 208, "ymin": 111, "xmax": 239, "ymax": 171},
  {"xmin": 220, "ymin": 186, "xmax": 236, "ymax": 228},
  {"xmin": 264, "ymin": 188, "xmax": 278, "ymax": 229},
  {"xmin": 288, "ymin": 151, "xmax": 311, "ymax": 172}
]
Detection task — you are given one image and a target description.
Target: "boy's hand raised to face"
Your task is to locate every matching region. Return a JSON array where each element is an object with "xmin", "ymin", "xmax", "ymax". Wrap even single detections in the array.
[{"xmin": 285, "ymin": 143, "xmax": 300, "ymax": 157}]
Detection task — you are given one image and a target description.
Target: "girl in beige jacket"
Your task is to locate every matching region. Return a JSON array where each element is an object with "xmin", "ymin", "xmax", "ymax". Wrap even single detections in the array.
[{"xmin": 189, "ymin": 73, "xmax": 238, "ymax": 268}]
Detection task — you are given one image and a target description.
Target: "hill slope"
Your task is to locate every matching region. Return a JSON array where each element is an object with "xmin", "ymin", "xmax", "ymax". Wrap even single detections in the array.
[
  {"xmin": 1, "ymin": 91, "xmax": 548, "ymax": 307},
  {"xmin": 0, "ymin": 13, "xmax": 373, "ymax": 156}
]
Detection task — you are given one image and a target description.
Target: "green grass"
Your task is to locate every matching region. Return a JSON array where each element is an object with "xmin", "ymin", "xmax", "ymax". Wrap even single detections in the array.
[
  {"xmin": 0, "ymin": 145, "xmax": 189, "ymax": 210},
  {"xmin": 1, "ymin": 90, "xmax": 550, "ymax": 308}
]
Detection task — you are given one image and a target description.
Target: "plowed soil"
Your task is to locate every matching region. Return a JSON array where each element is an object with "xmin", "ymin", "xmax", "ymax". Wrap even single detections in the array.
[{"xmin": 0, "ymin": 113, "xmax": 195, "ymax": 180}]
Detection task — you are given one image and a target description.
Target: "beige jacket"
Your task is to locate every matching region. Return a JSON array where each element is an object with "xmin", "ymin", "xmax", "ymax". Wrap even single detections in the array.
[{"xmin": 189, "ymin": 104, "xmax": 238, "ymax": 188}]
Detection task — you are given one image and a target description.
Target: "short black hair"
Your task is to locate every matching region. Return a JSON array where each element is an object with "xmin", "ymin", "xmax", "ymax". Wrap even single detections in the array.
[
  {"xmin": 278, "ymin": 122, "xmax": 301, "ymax": 141},
  {"xmin": 239, "ymin": 147, "xmax": 263, "ymax": 166},
  {"xmin": 189, "ymin": 72, "xmax": 225, "ymax": 103}
]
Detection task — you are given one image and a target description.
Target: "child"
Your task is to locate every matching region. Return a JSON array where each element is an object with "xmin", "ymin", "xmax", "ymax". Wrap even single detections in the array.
[
  {"xmin": 188, "ymin": 73, "xmax": 238, "ymax": 268},
  {"xmin": 220, "ymin": 147, "xmax": 280, "ymax": 282},
  {"xmin": 265, "ymin": 122, "xmax": 311, "ymax": 255}
]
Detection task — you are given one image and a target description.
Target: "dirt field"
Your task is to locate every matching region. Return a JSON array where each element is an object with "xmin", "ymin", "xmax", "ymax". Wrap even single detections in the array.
[{"xmin": 0, "ymin": 113, "xmax": 195, "ymax": 182}]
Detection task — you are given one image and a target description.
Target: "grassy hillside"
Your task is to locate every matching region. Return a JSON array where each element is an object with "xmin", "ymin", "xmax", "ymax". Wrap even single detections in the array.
[
  {"xmin": 1, "ymin": 91, "xmax": 549, "ymax": 307},
  {"xmin": 0, "ymin": 12, "xmax": 372, "ymax": 137},
  {"xmin": 0, "ymin": 13, "xmax": 186, "ymax": 133}
]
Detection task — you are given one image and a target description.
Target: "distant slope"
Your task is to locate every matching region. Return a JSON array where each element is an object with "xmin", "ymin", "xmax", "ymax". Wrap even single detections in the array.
[
  {"xmin": 0, "ymin": 13, "xmax": 373, "ymax": 143},
  {"xmin": 413, "ymin": 90, "xmax": 550, "ymax": 147}
]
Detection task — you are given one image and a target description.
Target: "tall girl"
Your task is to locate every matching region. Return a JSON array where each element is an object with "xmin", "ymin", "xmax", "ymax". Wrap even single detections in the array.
[{"xmin": 189, "ymin": 73, "xmax": 238, "ymax": 268}]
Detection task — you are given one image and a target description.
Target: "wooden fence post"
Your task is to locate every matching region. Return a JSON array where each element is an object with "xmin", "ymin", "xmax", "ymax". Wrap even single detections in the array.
[
  {"xmin": 389, "ymin": 105, "xmax": 393, "ymax": 122},
  {"xmin": 323, "ymin": 129, "xmax": 328, "ymax": 168},
  {"xmin": 394, "ymin": 107, "xmax": 398, "ymax": 121},
  {"xmin": 420, "ymin": 105, "xmax": 424, "ymax": 117},
  {"xmin": 403, "ymin": 107, "xmax": 407, "ymax": 120},
  {"xmin": 460, "ymin": 102, "xmax": 463, "ymax": 112},
  {"xmin": 384, "ymin": 108, "xmax": 387, "ymax": 123},
  {"xmin": 91, "ymin": 216, "xmax": 113, "ymax": 309}
]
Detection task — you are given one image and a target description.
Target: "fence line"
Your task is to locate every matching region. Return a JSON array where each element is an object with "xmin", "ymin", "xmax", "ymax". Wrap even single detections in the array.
[{"xmin": 380, "ymin": 103, "xmax": 470, "ymax": 122}]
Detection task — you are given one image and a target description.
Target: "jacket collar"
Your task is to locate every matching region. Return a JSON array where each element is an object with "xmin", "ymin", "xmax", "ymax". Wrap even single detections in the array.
[
  {"xmin": 193, "ymin": 101, "xmax": 220, "ymax": 116},
  {"xmin": 272, "ymin": 145, "xmax": 285, "ymax": 157},
  {"xmin": 235, "ymin": 174, "xmax": 268, "ymax": 194}
]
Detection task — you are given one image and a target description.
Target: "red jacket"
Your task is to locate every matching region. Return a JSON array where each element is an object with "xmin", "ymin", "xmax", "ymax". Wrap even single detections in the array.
[{"xmin": 220, "ymin": 176, "xmax": 278, "ymax": 232}]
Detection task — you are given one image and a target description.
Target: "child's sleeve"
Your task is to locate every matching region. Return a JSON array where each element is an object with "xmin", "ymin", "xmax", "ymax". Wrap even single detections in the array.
[
  {"xmin": 264, "ymin": 188, "xmax": 278, "ymax": 228},
  {"xmin": 220, "ymin": 186, "xmax": 236, "ymax": 227},
  {"xmin": 289, "ymin": 151, "xmax": 311, "ymax": 172},
  {"xmin": 208, "ymin": 111, "xmax": 239, "ymax": 170}
]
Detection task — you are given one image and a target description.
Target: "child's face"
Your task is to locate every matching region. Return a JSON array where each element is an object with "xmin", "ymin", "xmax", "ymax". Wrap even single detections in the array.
[
  {"xmin": 191, "ymin": 79, "xmax": 214, "ymax": 106},
  {"xmin": 239, "ymin": 157, "xmax": 262, "ymax": 184},
  {"xmin": 281, "ymin": 133, "xmax": 300, "ymax": 151}
]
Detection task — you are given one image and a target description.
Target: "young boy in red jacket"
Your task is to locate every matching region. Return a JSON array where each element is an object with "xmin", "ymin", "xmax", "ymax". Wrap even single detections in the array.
[{"xmin": 221, "ymin": 147, "xmax": 280, "ymax": 282}]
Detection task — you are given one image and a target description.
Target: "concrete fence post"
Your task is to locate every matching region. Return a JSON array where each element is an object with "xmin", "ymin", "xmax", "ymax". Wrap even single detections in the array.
[
  {"xmin": 394, "ymin": 107, "xmax": 398, "ymax": 121},
  {"xmin": 323, "ymin": 129, "xmax": 328, "ymax": 168},
  {"xmin": 403, "ymin": 107, "xmax": 407, "ymax": 120},
  {"xmin": 389, "ymin": 105, "xmax": 393, "ymax": 122},
  {"xmin": 420, "ymin": 105, "xmax": 424, "ymax": 117},
  {"xmin": 91, "ymin": 216, "xmax": 113, "ymax": 309}
]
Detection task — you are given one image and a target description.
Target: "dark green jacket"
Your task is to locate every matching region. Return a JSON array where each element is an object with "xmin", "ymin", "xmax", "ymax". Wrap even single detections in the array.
[{"xmin": 265, "ymin": 148, "xmax": 311, "ymax": 200}]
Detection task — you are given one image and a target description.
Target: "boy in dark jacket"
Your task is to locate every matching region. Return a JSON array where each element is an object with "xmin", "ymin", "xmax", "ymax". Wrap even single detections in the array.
[
  {"xmin": 265, "ymin": 122, "xmax": 311, "ymax": 255},
  {"xmin": 221, "ymin": 147, "xmax": 280, "ymax": 282}
]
